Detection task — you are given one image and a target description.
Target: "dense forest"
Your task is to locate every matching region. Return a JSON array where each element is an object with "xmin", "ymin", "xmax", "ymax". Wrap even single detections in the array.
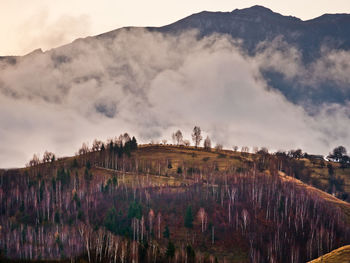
[{"xmin": 0, "ymin": 130, "xmax": 350, "ymax": 263}]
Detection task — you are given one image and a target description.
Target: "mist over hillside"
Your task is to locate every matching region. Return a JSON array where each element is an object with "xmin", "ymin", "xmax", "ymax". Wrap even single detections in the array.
[{"xmin": 1, "ymin": 6, "xmax": 350, "ymax": 167}]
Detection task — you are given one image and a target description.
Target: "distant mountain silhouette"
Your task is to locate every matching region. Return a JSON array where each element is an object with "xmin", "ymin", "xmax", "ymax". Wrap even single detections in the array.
[{"xmin": 156, "ymin": 5, "xmax": 350, "ymax": 60}]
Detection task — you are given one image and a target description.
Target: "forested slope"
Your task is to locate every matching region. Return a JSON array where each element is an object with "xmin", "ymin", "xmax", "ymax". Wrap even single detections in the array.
[{"xmin": 0, "ymin": 140, "xmax": 350, "ymax": 262}]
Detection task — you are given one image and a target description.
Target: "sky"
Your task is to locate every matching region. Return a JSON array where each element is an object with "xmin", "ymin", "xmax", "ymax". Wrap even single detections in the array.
[{"xmin": 1, "ymin": 0, "xmax": 350, "ymax": 56}]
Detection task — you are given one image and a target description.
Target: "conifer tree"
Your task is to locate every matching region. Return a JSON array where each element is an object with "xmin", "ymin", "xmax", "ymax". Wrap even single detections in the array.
[
  {"xmin": 163, "ymin": 225, "xmax": 170, "ymax": 239},
  {"xmin": 184, "ymin": 206, "xmax": 194, "ymax": 228},
  {"xmin": 166, "ymin": 241, "xmax": 175, "ymax": 258}
]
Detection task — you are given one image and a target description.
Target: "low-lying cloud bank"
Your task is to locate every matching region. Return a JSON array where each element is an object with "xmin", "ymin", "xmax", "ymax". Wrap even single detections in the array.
[{"xmin": 0, "ymin": 29, "xmax": 350, "ymax": 167}]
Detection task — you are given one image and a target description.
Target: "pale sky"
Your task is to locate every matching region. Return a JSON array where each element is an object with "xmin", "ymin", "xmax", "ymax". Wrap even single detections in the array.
[{"xmin": 1, "ymin": 0, "xmax": 350, "ymax": 55}]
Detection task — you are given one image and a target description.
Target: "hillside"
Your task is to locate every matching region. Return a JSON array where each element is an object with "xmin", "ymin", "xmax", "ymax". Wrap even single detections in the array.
[
  {"xmin": 308, "ymin": 245, "xmax": 350, "ymax": 263},
  {"xmin": 1, "ymin": 141, "xmax": 350, "ymax": 262}
]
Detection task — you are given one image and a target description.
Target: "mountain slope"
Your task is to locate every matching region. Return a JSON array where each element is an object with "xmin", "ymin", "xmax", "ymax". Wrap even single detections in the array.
[
  {"xmin": 95, "ymin": 5, "xmax": 350, "ymax": 62},
  {"xmin": 308, "ymin": 245, "xmax": 350, "ymax": 263},
  {"xmin": 159, "ymin": 5, "xmax": 350, "ymax": 60},
  {"xmin": 1, "ymin": 144, "xmax": 350, "ymax": 262}
]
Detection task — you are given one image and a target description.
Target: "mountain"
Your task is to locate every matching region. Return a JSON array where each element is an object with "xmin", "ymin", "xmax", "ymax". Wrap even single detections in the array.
[
  {"xmin": 95, "ymin": 5, "xmax": 350, "ymax": 62},
  {"xmin": 154, "ymin": 6, "xmax": 350, "ymax": 105},
  {"xmin": 3, "ymin": 6, "xmax": 350, "ymax": 105},
  {"xmin": 155, "ymin": 6, "xmax": 350, "ymax": 60}
]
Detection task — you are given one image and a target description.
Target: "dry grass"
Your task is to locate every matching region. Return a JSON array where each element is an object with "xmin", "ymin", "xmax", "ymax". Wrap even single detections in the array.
[
  {"xmin": 134, "ymin": 145, "xmax": 248, "ymax": 173},
  {"xmin": 304, "ymin": 158, "xmax": 350, "ymax": 193},
  {"xmin": 308, "ymin": 245, "xmax": 350, "ymax": 263},
  {"xmin": 93, "ymin": 166, "xmax": 194, "ymax": 188},
  {"xmin": 136, "ymin": 145, "xmax": 350, "ymax": 196},
  {"xmin": 95, "ymin": 145, "xmax": 350, "ymax": 224},
  {"xmin": 279, "ymin": 172, "xmax": 350, "ymax": 224}
]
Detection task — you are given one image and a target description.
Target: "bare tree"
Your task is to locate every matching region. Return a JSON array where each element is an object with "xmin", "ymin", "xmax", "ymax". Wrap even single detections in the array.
[
  {"xmin": 122, "ymin": 133, "xmax": 131, "ymax": 145},
  {"xmin": 115, "ymin": 135, "xmax": 123, "ymax": 147},
  {"xmin": 42, "ymin": 151, "xmax": 55, "ymax": 163},
  {"xmin": 211, "ymin": 225, "xmax": 215, "ymax": 244},
  {"xmin": 215, "ymin": 144, "xmax": 223, "ymax": 151},
  {"xmin": 28, "ymin": 154, "xmax": 41, "ymax": 167},
  {"xmin": 197, "ymin": 208, "xmax": 206, "ymax": 232},
  {"xmin": 161, "ymin": 139, "xmax": 167, "ymax": 145},
  {"xmin": 242, "ymin": 209, "xmax": 249, "ymax": 231},
  {"xmin": 183, "ymin": 140, "xmax": 190, "ymax": 146},
  {"xmin": 192, "ymin": 126, "xmax": 203, "ymax": 148},
  {"xmin": 204, "ymin": 136, "xmax": 211, "ymax": 151},
  {"xmin": 241, "ymin": 146, "xmax": 249, "ymax": 153},
  {"xmin": 157, "ymin": 212, "xmax": 161, "ymax": 239},
  {"xmin": 78, "ymin": 143, "xmax": 90, "ymax": 155},
  {"xmin": 174, "ymin": 130, "xmax": 183, "ymax": 145},
  {"xmin": 92, "ymin": 139, "xmax": 102, "ymax": 152},
  {"xmin": 148, "ymin": 209, "xmax": 155, "ymax": 238},
  {"xmin": 259, "ymin": 147, "xmax": 269, "ymax": 154}
]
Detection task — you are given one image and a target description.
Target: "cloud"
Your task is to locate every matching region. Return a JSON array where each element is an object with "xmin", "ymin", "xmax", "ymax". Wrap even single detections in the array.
[
  {"xmin": 254, "ymin": 36, "xmax": 304, "ymax": 80},
  {"xmin": 255, "ymin": 37, "xmax": 350, "ymax": 90},
  {"xmin": 309, "ymin": 47, "xmax": 350, "ymax": 87},
  {"xmin": 0, "ymin": 8, "xmax": 91, "ymax": 56},
  {"xmin": 0, "ymin": 29, "xmax": 349, "ymax": 167}
]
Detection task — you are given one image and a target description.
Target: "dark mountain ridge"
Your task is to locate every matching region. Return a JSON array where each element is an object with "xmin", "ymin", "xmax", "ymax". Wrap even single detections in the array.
[
  {"xmin": 4, "ymin": 5, "xmax": 350, "ymax": 60},
  {"xmin": 155, "ymin": 5, "xmax": 350, "ymax": 60}
]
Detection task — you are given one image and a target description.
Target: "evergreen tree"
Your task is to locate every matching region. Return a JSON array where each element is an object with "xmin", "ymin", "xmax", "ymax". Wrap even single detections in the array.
[
  {"xmin": 131, "ymin": 136, "xmax": 138, "ymax": 150},
  {"xmin": 72, "ymin": 158, "xmax": 79, "ymax": 168},
  {"xmin": 184, "ymin": 206, "xmax": 193, "ymax": 228},
  {"xmin": 166, "ymin": 241, "xmax": 175, "ymax": 258},
  {"xmin": 163, "ymin": 225, "xmax": 170, "ymax": 238},
  {"xmin": 128, "ymin": 201, "xmax": 142, "ymax": 220},
  {"xmin": 104, "ymin": 207, "xmax": 117, "ymax": 233},
  {"xmin": 54, "ymin": 211, "xmax": 60, "ymax": 224},
  {"xmin": 177, "ymin": 167, "xmax": 182, "ymax": 174},
  {"xmin": 186, "ymin": 245, "xmax": 195, "ymax": 263},
  {"xmin": 112, "ymin": 175, "xmax": 118, "ymax": 186},
  {"xmin": 84, "ymin": 168, "xmax": 92, "ymax": 183},
  {"xmin": 186, "ymin": 245, "xmax": 196, "ymax": 263}
]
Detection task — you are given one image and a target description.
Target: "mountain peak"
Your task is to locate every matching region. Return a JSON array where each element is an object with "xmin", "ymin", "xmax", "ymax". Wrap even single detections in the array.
[
  {"xmin": 232, "ymin": 5, "xmax": 274, "ymax": 14},
  {"xmin": 245, "ymin": 5, "xmax": 273, "ymax": 12},
  {"xmin": 231, "ymin": 5, "xmax": 301, "ymax": 22}
]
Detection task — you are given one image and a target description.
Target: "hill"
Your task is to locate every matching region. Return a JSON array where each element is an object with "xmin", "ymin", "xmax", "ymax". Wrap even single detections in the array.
[
  {"xmin": 308, "ymin": 245, "xmax": 350, "ymax": 263},
  {"xmin": 1, "ymin": 141, "xmax": 350, "ymax": 262}
]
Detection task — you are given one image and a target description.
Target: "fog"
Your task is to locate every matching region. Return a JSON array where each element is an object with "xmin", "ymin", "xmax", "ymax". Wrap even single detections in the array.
[{"xmin": 0, "ymin": 29, "xmax": 349, "ymax": 167}]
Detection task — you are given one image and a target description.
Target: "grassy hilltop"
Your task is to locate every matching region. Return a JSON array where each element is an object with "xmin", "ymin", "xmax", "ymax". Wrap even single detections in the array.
[{"xmin": 308, "ymin": 245, "xmax": 350, "ymax": 263}]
